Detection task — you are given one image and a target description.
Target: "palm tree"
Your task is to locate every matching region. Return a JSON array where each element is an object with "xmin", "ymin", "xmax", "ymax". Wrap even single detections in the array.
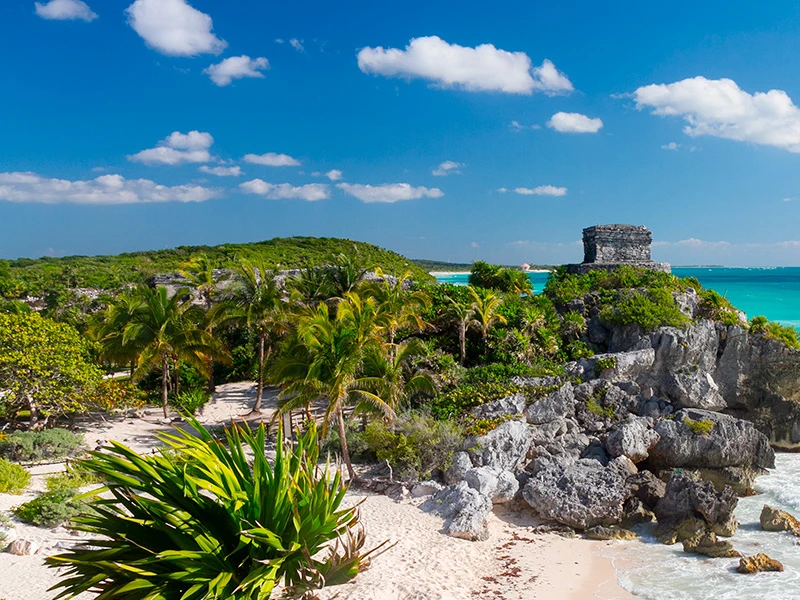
[
  {"xmin": 365, "ymin": 269, "xmax": 430, "ymax": 357},
  {"xmin": 272, "ymin": 293, "xmax": 391, "ymax": 481},
  {"xmin": 122, "ymin": 286, "xmax": 225, "ymax": 418},
  {"xmin": 326, "ymin": 249, "xmax": 367, "ymax": 298},
  {"xmin": 445, "ymin": 295, "xmax": 474, "ymax": 366},
  {"xmin": 360, "ymin": 338, "xmax": 436, "ymax": 411},
  {"xmin": 468, "ymin": 287, "xmax": 507, "ymax": 356},
  {"xmin": 289, "ymin": 265, "xmax": 334, "ymax": 303},
  {"xmin": 179, "ymin": 254, "xmax": 223, "ymax": 393},
  {"xmin": 221, "ymin": 260, "xmax": 288, "ymax": 413},
  {"xmin": 92, "ymin": 290, "xmax": 146, "ymax": 376}
]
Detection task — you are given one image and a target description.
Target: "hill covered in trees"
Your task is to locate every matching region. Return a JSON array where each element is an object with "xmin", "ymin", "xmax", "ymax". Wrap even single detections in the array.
[{"xmin": 0, "ymin": 237, "xmax": 434, "ymax": 297}]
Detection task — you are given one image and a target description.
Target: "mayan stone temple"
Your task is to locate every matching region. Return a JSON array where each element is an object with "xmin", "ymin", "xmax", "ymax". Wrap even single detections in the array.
[{"xmin": 566, "ymin": 224, "xmax": 671, "ymax": 274}]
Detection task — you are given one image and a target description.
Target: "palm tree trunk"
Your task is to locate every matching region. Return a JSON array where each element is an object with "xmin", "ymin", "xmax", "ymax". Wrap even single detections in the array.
[
  {"xmin": 161, "ymin": 357, "xmax": 169, "ymax": 418},
  {"xmin": 174, "ymin": 359, "xmax": 180, "ymax": 397},
  {"xmin": 459, "ymin": 322, "xmax": 466, "ymax": 366},
  {"xmin": 26, "ymin": 394, "xmax": 39, "ymax": 430},
  {"xmin": 337, "ymin": 406, "xmax": 355, "ymax": 481},
  {"xmin": 253, "ymin": 335, "xmax": 266, "ymax": 413}
]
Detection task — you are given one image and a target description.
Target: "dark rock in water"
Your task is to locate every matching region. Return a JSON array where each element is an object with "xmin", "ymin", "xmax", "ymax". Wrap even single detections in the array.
[
  {"xmin": 760, "ymin": 504, "xmax": 800, "ymax": 536},
  {"xmin": 466, "ymin": 420, "xmax": 532, "ymax": 472},
  {"xmin": 655, "ymin": 472, "xmax": 738, "ymax": 543},
  {"xmin": 626, "ymin": 470, "xmax": 666, "ymax": 509},
  {"xmin": 649, "ymin": 409, "xmax": 775, "ymax": 471},
  {"xmin": 682, "ymin": 532, "xmax": 740, "ymax": 558},
  {"xmin": 585, "ymin": 525, "xmax": 637, "ymax": 541},
  {"xmin": 654, "ymin": 515, "xmax": 708, "ymax": 545},
  {"xmin": 522, "ymin": 458, "xmax": 631, "ymax": 530},
  {"xmin": 738, "ymin": 553, "xmax": 784, "ymax": 574},
  {"xmin": 422, "ymin": 481, "xmax": 492, "ymax": 541},
  {"xmin": 684, "ymin": 466, "xmax": 763, "ymax": 496},
  {"xmin": 621, "ymin": 497, "xmax": 656, "ymax": 528}
]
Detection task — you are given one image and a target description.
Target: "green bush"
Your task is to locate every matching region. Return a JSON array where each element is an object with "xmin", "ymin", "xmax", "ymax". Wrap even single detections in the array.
[
  {"xmin": 545, "ymin": 265, "xmax": 687, "ymax": 306},
  {"xmin": 45, "ymin": 464, "xmax": 102, "ymax": 493},
  {"xmin": 600, "ymin": 288, "xmax": 689, "ymax": 332},
  {"xmin": 468, "ymin": 261, "xmax": 532, "ymax": 294},
  {"xmin": 698, "ymin": 289, "xmax": 741, "ymax": 326},
  {"xmin": 750, "ymin": 316, "xmax": 800, "ymax": 350},
  {"xmin": 362, "ymin": 413, "xmax": 463, "ymax": 481},
  {"xmin": 0, "ymin": 429, "xmax": 83, "ymax": 463},
  {"xmin": 0, "ymin": 457, "xmax": 30, "ymax": 494},
  {"xmin": 47, "ymin": 420, "xmax": 379, "ymax": 599},
  {"xmin": 684, "ymin": 417, "xmax": 715, "ymax": 436},
  {"xmin": 170, "ymin": 389, "xmax": 211, "ymax": 415},
  {"xmin": 594, "ymin": 356, "xmax": 618, "ymax": 375},
  {"xmin": 13, "ymin": 489, "xmax": 85, "ymax": 527},
  {"xmin": 428, "ymin": 382, "xmax": 525, "ymax": 420},
  {"xmin": 462, "ymin": 415, "xmax": 515, "ymax": 437},
  {"xmin": 566, "ymin": 340, "xmax": 594, "ymax": 360}
]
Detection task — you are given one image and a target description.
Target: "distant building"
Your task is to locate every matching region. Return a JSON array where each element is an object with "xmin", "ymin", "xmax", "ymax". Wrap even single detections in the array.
[
  {"xmin": 566, "ymin": 224, "xmax": 671, "ymax": 274},
  {"xmin": 521, "ymin": 263, "xmax": 531, "ymax": 271}
]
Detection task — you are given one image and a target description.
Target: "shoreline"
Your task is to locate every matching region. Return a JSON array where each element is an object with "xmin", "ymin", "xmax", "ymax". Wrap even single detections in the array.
[{"xmin": 430, "ymin": 270, "xmax": 551, "ymax": 276}]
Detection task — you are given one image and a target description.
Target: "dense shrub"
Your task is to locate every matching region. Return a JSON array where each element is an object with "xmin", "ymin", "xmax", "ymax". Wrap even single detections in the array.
[
  {"xmin": 428, "ymin": 382, "xmax": 525, "ymax": 420},
  {"xmin": 47, "ymin": 420, "xmax": 376, "ymax": 599},
  {"xmin": 362, "ymin": 413, "xmax": 463, "ymax": 481},
  {"xmin": 566, "ymin": 340, "xmax": 594, "ymax": 360},
  {"xmin": 698, "ymin": 289, "xmax": 741, "ymax": 326},
  {"xmin": 684, "ymin": 417, "xmax": 715, "ymax": 436},
  {"xmin": 750, "ymin": 316, "xmax": 800, "ymax": 350},
  {"xmin": 0, "ymin": 429, "xmax": 83, "ymax": 463},
  {"xmin": 600, "ymin": 288, "xmax": 689, "ymax": 332},
  {"xmin": 469, "ymin": 261, "xmax": 532, "ymax": 294},
  {"xmin": 545, "ymin": 265, "xmax": 687, "ymax": 306},
  {"xmin": 0, "ymin": 457, "xmax": 30, "ymax": 494},
  {"xmin": 45, "ymin": 464, "xmax": 102, "ymax": 493},
  {"xmin": 170, "ymin": 389, "xmax": 211, "ymax": 415},
  {"xmin": 13, "ymin": 489, "xmax": 86, "ymax": 526}
]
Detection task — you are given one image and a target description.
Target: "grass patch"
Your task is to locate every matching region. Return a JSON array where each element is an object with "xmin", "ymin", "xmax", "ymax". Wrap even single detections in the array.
[
  {"xmin": 684, "ymin": 417, "xmax": 715, "ymax": 436},
  {"xmin": 0, "ymin": 458, "xmax": 30, "ymax": 494},
  {"xmin": 750, "ymin": 316, "xmax": 800, "ymax": 350}
]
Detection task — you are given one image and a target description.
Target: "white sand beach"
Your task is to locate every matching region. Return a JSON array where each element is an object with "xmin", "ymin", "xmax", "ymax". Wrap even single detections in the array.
[{"xmin": 0, "ymin": 382, "xmax": 635, "ymax": 600}]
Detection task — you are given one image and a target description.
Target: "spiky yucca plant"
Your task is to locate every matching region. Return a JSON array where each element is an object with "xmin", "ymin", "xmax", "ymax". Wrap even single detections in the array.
[{"xmin": 47, "ymin": 420, "xmax": 379, "ymax": 599}]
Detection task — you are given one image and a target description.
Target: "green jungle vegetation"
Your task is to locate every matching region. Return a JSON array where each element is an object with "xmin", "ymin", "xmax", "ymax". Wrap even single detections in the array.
[{"xmin": 0, "ymin": 240, "xmax": 798, "ymax": 598}]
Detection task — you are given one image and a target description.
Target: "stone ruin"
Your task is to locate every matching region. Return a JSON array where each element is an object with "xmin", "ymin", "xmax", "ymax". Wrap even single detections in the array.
[{"xmin": 566, "ymin": 224, "xmax": 671, "ymax": 274}]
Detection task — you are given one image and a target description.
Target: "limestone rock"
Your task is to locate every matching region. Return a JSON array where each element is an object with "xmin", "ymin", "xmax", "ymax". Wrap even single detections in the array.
[
  {"xmin": 605, "ymin": 416, "xmax": 660, "ymax": 463},
  {"xmin": 760, "ymin": 505, "xmax": 800, "ymax": 535},
  {"xmin": 422, "ymin": 481, "xmax": 492, "ymax": 541},
  {"xmin": 626, "ymin": 470, "xmax": 666, "ymax": 509},
  {"xmin": 466, "ymin": 420, "xmax": 531, "ymax": 472},
  {"xmin": 663, "ymin": 370, "xmax": 726, "ymax": 411},
  {"xmin": 621, "ymin": 497, "xmax": 656, "ymax": 528},
  {"xmin": 738, "ymin": 553, "xmax": 784, "ymax": 574},
  {"xmin": 522, "ymin": 459, "xmax": 630, "ymax": 530},
  {"xmin": 464, "ymin": 467, "xmax": 519, "ymax": 504},
  {"xmin": 649, "ymin": 409, "xmax": 775, "ymax": 471},
  {"xmin": 444, "ymin": 451, "xmax": 473, "ymax": 486},
  {"xmin": 411, "ymin": 480, "xmax": 444, "ymax": 498},
  {"xmin": 525, "ymin": 384, "xmax": 575, "ymax": 425},
  {"xmin": 585, "ymin": 525, "xmax": 637, "ymax": 541},
  {"xmin": 471, "ymin": 393, "xmax": 526, "ymax": 420},
  {"xmin": 682, "ymin": 532, "xmax": 740, "ymax": 558},
  {"xmin": 655, "ymin": 472, "xmax": 739, "ymax": 542}
]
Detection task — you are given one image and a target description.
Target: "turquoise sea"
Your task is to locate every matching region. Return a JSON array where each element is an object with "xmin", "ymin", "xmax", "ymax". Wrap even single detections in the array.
[{"xmin": 433, "ymin": 267, "xmax": 800, "ymax": 329}]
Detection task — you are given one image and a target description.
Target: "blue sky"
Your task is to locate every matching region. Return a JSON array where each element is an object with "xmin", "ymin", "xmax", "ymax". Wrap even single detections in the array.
[{"xmin": 2, "ymin": 0, "xmax": 800, "ymax": 266}]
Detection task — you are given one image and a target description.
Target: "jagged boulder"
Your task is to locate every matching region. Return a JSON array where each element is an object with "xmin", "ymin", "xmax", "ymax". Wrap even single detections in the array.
[
  {"xmin": 444, "ymin": 451, "xmax": 473, "ymax": 485},
  {"xmin": 682, "ymin": 532, "xmax": 740, "ymax": 558},
  {"xmin": 625, "ymin": 470, "xmax": 666, "ymax": 508},
  {"xmin": 466, "ymin": 420, "xmax": 532, "ymax": 472},
  {"xmin": 738, "ymin": 554, "xmax": 784, "ymax": 574},
  {"xmin": 464, "ymin": 467, "xmax": 519, "ymax": 504},
  {"xmin": 649, "ymin": 409, "xmax": 775, "ymax": 471},
  {"xmin": 471, "ymin": 394, "xmax": 526, "ymax": 420},
  {"xmin": 525, "ymin": 384, "xmax": 575, "ymax": 425},
  {"xmin": 422, "ymin": 481, "xmax": 492, "ymax": 541},
  {"xmin": 605, "ymin": 416, "xmax": 660, "ymax": 463},
  {"xmin": 655, "ymin": 472, "xmax": 738, "ymax": 543},
  {"xmin": 662, "ymin": 369, "xmax": 726, "ymax": 411},
  {"xmin": 522, "ymin": 457, "xmax": 631, "ymax": 529},
  {"xmin": 583, "ymin": 349, "xmax": 656, "ymax": 383},
  {"xmin": 760, "ymin": 505, "xmax": 800, "ymax": 535}
]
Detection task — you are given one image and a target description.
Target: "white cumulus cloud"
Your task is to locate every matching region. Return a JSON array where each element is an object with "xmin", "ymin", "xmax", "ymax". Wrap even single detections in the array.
[
  {"xmin": 633, "ymin": 76, "xmax": 800, "ymax": 153},
  {"xmin": 239, "ymin": 179, "xmax": 329, "ymax": 201},
  {"xmin": 129, "ymin": 130, "xmax": 214, "ymax": 165},
  {"xmin": 513, "ymin": 185, "xmax": 567, "ymax": 197},
  {"xmin": 662, "ymin": 142, "xmax": 681, "ymax": 151},
  {"xmin": 199, "ymin": 165, "xmax": 241, "ymax": 177},
  {"xmin": 337, "ymin": 182, "xmax": 444, "ymax": 204},
  {"xmin": 126, "ymin": 0, "xmax": 227, "ymax": 57},
  {"xmin": 432, "ymin": 161, "xmax": 463, "ymax": 176},
  {"xmin": 547, "ymin": 112, "xmax": 603, "ymax": 133},
  {"xmin": 325, "ymin": 169, "xmax": 342, "ymax": 181},
  {"xmin": 357, "ymin": 36, "xmax": 572, "ymax": 95},
  {"xmin": 0, "ymin": 172, "xmax": 219, "ymax": 204},
  {"xmin": 204, "ymin": 56, "xmax": 268, "ymax": 86},
  {"xmin": 289, "ymin": 38, "xmax": 304, "ymax": 52},
  {"xmin": 35, "ymin": 0, "xmax": 97, "ymax": 21},
  {"xmin": 243, "ymin": 153, "xmax": 301, "ymax": 167}
]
